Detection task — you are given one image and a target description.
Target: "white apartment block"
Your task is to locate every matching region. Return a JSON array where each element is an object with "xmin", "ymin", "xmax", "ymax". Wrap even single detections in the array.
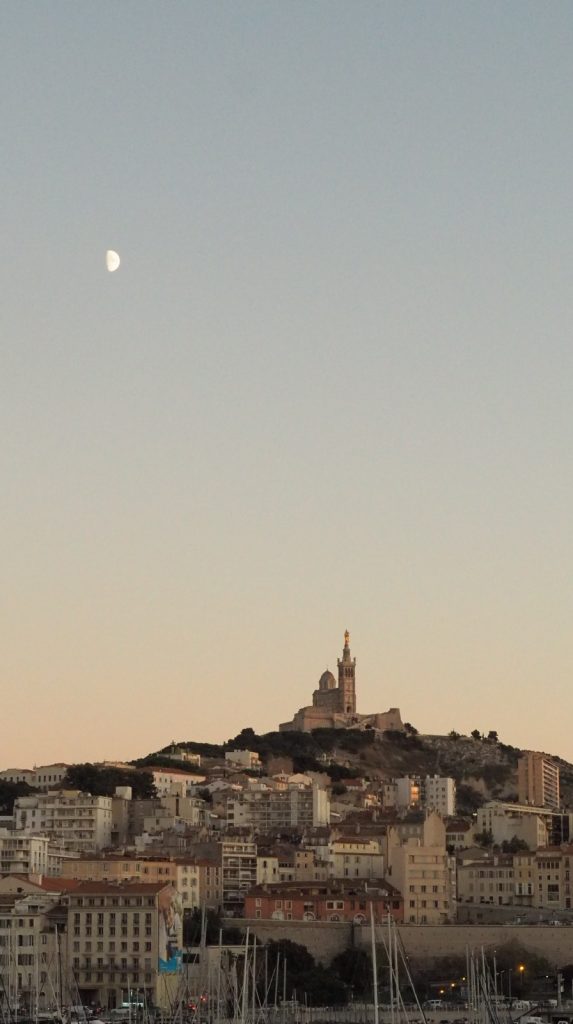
[
  {"xmin": 225, "ymin": 750, "xmax": 261, "ymax": 770},
  {"xmin": 227, "ymin": 783, "xmax": 329, "ymax": 831},
  {"xmin": 14, "ymin": 792, "xmax": 112, "ymax": 852},
  {"xmin": 477, "ymin": 801, "xmax": 549, "ymax": 849},
  {"xmin": 221, "ymin": 839, "xmax": 257, "ymax": 915},
  {"xmin": 0, "ymin": 830, "xmax": 50, "ymax": 875},
  {"xmin": 424, "ymin": 775, "xmax": 456, "ymax": 817},
  {"xmin": 143, "ymin": 768, "xmax": 205, "ymax": 798},
  {"xmin": 395, "ymin": 777, "xmax": 421, "ymax": 811}
]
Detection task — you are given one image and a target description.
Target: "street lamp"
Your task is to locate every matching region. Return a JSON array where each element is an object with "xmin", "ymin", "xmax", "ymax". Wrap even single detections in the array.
[{"xmin": 518, "ymin": 964, "xmax": 525, "ymax": 997}]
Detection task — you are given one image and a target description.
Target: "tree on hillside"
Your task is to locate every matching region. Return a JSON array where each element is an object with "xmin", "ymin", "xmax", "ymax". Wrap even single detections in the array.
[
  {"xmin": 64, "ymin": 763, "xmax": 156, "ymax": 800},
  {"xmin": 456, "ymin": 783, "xmax": 485, "ymax": 814},
  {"xmin": 475, "ymin": 828, "xmax": 494, "ymax": 848},
  {"xmin": 487, "ymin": 730, "xmax": 499, "ymax": 743},
  {"xmin": 471, "ymin": 729, "xmax": 482, "ymax": 741},
  {"xmin": 500, "ymin": 836, "xmax": 529, "ymax": 854},
  {"xmin": 403, "ymin": 722, "xmax": 418, "ymax": 735},
  {"xmin": 0, "ymin": 781, "xmax": 34, "ymax": 815}
]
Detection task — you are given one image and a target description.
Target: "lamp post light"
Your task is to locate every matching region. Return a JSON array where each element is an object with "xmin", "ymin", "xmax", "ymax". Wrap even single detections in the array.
[{"xmin": 518, "ymin": 964, "xmax": 525, "ymax": 998}]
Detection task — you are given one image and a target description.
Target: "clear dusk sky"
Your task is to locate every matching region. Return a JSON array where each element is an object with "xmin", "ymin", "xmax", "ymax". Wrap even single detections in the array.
[{"xmin": 2, "ymin": 2, "xmax": 573, "ymax": 768}]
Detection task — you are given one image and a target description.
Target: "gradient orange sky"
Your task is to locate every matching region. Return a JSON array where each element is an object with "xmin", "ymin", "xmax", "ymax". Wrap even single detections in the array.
[{"xmin": 2, "ymin": 3, "xmax": 572, "ymax": 769}]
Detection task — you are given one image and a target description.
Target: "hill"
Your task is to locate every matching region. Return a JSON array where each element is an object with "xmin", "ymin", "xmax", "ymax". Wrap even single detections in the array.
[{"xmin": 134, "ymin": 726, "xmax": 573, "ymax": 810}]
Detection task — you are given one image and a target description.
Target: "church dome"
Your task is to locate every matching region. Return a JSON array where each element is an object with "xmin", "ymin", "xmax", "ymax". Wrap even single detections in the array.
[{"xmin": 318, "ymin": 670, "xmax": 336, "ymax": 691}]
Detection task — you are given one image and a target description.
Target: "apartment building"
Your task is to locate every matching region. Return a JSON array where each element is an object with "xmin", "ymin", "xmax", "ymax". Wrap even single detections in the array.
[
  {"xmin": 0, "ymin": 831, "xmax": 50, "ymax": 876},
  {"xmin": 66, "ymin": 881, "xmax": 182, "ymax": 1010},
  {"xmin": 0, "ymin": 769, "xmax": 35, "ymax": 786},
  {"xmin": 477, "ymin": 801, "xmax": 549, "ymax": 849},
  {"xmin": 244, "ymin": 879, "xmax": 403, "ymax": 923},
  {"xmin": 518, "ymin": 752, "xmax": 560, "ymax": 810},
  {"xmin": 224, "ymin": 750, "xmax": 261, "ymax": 771},
  {"xmin": 61, "ymin": 854, "xmax": 221, "ymax": 912},
  {"xmin": 457, "ymin": 854, "xmax": 514, "ymax": 906},
  {"xmin": 394, "ymin": 778, "xmax": 421, "ymax": 811},
  {"xmin": 423, "ymin": 776, "xmax": 456, "ymax": 817},
  {"xmin": 142, "ymin": 768, "xmax": 205, "ymax": 798},
  {"xmin": 14, "ymin": 793, "xmax": 112, "ymax": 852},
  {"xmin": 227, "ymin": 783, "xmax": 329, "ymax": 831},
  {"xmin": 221, "ymin": 839, "xmax": 257, "ymax": 916},
  {"xmin": 386, "ymin": 812, "xmax": 453, "ymax": 924},
  {"xmin": 0, "ymin": 890, "xmax": 68, "ymax": 1012},
  {"xmin": 328, "ymin": 837, "xmax": 384, "ymax": 880}
]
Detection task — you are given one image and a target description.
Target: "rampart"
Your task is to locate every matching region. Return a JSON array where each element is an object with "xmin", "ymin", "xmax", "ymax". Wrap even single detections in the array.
[{"xmin": 234, "ymin": 920, "xmax": 573, "ymax": 967}]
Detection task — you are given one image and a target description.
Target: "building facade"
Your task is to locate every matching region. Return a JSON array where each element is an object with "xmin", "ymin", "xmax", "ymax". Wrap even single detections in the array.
[
  {"xmin": 518, "ymin": 752, "xmax": 560, "ymax": 810},
  {"xmin": 279, "ymin": 632, "xmax": 403, "ymax": 733},
  {"xmin": 66, "ymin": 881, "xmax": 182, "ymax": 1010},
  {"xmin": 244, "ymin": 879, "xmax": 403, "ymax": 924}
]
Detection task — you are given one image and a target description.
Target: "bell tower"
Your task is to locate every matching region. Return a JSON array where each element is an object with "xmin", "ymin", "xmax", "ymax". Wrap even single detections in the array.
[{"xmin": 337, "ymin": 629, "xmax": 356, "ymax": 715}]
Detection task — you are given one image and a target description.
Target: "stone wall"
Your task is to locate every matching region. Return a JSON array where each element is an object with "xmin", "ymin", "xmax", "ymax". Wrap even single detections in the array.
[{"xmin": 235, "ymin": 919, "xmax": 573, "ymax": 967}]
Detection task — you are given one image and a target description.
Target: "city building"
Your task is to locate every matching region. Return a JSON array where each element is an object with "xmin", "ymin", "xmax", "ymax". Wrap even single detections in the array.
[
  {"xmin": 163, "ymin": 745, "xmax": 202, "ymax": 768},
  {"xmin": 279, "ymin": 631, "xmax": 403, "ymax": 733},
  {"xmin": 327, "ymin": 837, "xmax": 384, "ymax": 880},
  {"xmin": 0, "ymin": 830, "xmax": 50, "ymax": 876},
  {"xmin": 423, "ymin": 776, "xmax": 456, "ymax": 817},
  {"xmin": 66, "ymin": 881, "xmax": 182, "ymax": 1010},
  {"xmin": 518, "ymin": 752, "xmax": 560, "ymax": 810},
  {"xmin": 386, "ymin": 812, "xmax": 453, "ymax": 924},
  {"xmin": 477, "ymin": 801, "xmax": 550, "ymax": 849},
  {"xmin": 224, "ymin": 750, "xmax": 261, "ymax": 771},
  {"xmin": 14, "ymin": 792, "xmax": 113, "ymax": 852},
  {"xmin": 394, "ymin": 778, "xmax": 421, "ymax": 812},
  {"xmin": 244, "ymin": 878, "xmax": 403, "ymax": 923},
  {"xmin": 456, "ymin": 853, "xmax": 514, "ymax": 906},
  {"xmin": 227, "ymin": 782, "xmax": 329, "ymax": 831},
  {"xmin": 220, "ymin": 839, "xmax": 257, "ymax": 916}
]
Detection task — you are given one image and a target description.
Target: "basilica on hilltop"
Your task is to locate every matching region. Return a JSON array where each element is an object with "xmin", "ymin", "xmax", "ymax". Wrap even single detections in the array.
[{"xmin": 279, "ymin": 631, "xmax": 403, "ymax": 733}]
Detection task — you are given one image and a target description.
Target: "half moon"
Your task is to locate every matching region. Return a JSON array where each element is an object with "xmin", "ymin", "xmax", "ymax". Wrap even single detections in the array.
[{"xmin": 106, "ymin": 250, "xmax": 120, "ymax": 272}]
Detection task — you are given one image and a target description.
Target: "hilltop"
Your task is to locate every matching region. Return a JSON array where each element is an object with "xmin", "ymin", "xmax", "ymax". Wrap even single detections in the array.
[{"xmin": 133, "ymin": 725, "xmax": 573, "ymax": 810}]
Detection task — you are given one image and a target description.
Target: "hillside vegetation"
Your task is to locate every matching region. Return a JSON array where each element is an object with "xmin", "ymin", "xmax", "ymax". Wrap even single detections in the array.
[{"xmin": 135, "ymin": 726, "xmax": 573, "ymax": 808}]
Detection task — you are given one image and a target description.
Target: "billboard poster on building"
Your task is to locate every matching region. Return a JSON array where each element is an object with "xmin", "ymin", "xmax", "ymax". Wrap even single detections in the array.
[{"xmin": 158, "ymin": 887, "xmax": 183, "ymax": 973}]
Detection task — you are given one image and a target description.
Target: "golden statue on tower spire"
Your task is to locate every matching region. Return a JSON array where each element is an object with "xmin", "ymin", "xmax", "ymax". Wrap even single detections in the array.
[{"xmin": 344, "ymin": 629, "xmax": 350, "ymax": 647}]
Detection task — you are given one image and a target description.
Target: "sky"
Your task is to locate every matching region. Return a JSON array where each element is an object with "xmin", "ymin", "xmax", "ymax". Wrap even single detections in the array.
[{"xmin": 2, "ymin": 2, "xmax": 573, "ymax": 768}]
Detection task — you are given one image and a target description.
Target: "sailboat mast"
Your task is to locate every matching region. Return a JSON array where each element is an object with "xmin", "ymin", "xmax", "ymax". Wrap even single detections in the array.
[{"xmin": 370, "ymin": 904, "xmax": 379, "ymax": 1024}]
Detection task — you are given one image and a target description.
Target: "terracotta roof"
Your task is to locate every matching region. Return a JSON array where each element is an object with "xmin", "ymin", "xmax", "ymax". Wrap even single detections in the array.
[
  {"xmin": 70, "ymin": 881, "xmax": 171, "ymax": 894},
  {"xmin": 1, "ymin": 874, "xmax": 83, "ymax": 892},
  {"xmin": 247, "ymin": 878, "xmax": 402, "ymax": 899}
]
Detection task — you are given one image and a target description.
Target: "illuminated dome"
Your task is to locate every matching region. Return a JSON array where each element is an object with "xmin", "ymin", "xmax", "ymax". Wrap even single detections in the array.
[{"xmin": 318, "ymin": 670, "xmax": 336, "ymax": 691}]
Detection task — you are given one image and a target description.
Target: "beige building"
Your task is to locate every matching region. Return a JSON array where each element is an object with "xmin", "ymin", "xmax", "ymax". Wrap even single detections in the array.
[
  {"xmin": 386, "ymin": 812, "xmax": 453, "ymax": 924},
  {"xmin": 518, "ymin": 752, "xmax": 560, "ymax": 810},
  {"xmin": 225, "ymin": 750, "xmax": 261, "ymax": 771},
  {"xmin": 61, "ymin": 854, "xmax": 221, "ymax": 912},
  {"xmin": 456, "ymin": 854, "xmax": 514, "ymax": 907},
  {"xmin": 66, "ymin": 881, "xmax": 182, "ymax": 1010},
  {"xmin": 328, "ymin": 837, "xmax": 384, "ymax": 880},
  {"xmin": 0, "ymin": 889, "xmax": 68, "ymax": 1012},
  {"xmin": 279, "ymin": 631, "xmax": 403, "ymax": 733}
]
